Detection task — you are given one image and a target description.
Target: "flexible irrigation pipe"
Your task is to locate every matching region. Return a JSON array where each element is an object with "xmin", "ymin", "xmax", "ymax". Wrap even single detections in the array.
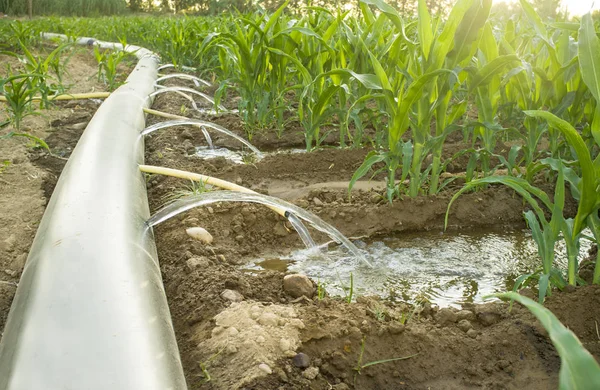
[
  {"xmin": 0, "ymin": 92, "xmax": 111, "ymax": 102},
  {"xmin": 0, "ymin": 34, "xmax": 187, "ymax": 390},
  {"xmin": 140, "ymin": 164, "xmax": 286, "ymax": 216}
]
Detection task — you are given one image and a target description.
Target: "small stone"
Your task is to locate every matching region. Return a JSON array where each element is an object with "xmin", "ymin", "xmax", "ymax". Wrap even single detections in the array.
[
  {"xmin": 186, "ymin": 257, "xmax": 209, "ymax": 271},
  {"xmin": 258, "ymin": 312, "xmax": 279, "ymax": 326},
  {"xmin": 186, "ymin": 227, "xmax": 213, "ymax": 244},
  {"xmin": 436, "ymin": 308, "xmax": 458, "ymax": 326},
  {"xmin": 456, "ymin": 310, "xmax": 475, "ymax": 321},
  {"xmin": 217, "ymin": 254, "xmax": 226, "ymax": 263},
  {"xmin": 478, "ymin": 312, "xmax": 501, "ymax": 327},
  {"xmin": 181, "ymin": 129, "xmax": 194, "ymax": 140},
  {"xmin": 227, "ymin": 327, "xmax": 239, "ymax": 336},
  {"xmin": 235, "ymin": 235, "xmax": 244, "ymax": 242},
  {"xmin": 256, "ymin": 335, "xmax": 266, "ymax": 344},
  {"xmin": 388, "ymin": 322, "xmax": 405, "ymax": 335},
  {"xmin": 226, "ymin": 344, "xmax": 237, "ymax": 354},
  {"xmin": 207, "ymin": 207, "xmax": 214, "ymax": 214},
  {"xmin": 258, "ymin": 363, "xmax": 272, "ymax": 374},
  {"xmin": 236, "ymin": 177, "xmax": 243, "ymax": 185},
  {"xmin": 71, "ymin": 122, "xmax": 88, "ymax": 130},
  {"xmin": 302, "ymin": 366, "xmax": 319, "ymax": 380},
  {"xmin": 4, "ymin": 269, "xmax": 16, "ymax": 277},
  {"xmin": 467, "ymin": 329, "xmax": 478, "ymax": 339},
  {"xmin": 273, "ymin": 222, "xmax": 289, "ymax": 237},
  {"xmin": 292, "ymin": 352, "xmax": 311, "ymax": 368},
  {"xmin": 313, "ymin": 197, "xmax": 324, "ymax": 206},
  {"xmin": 457, "ymin": 319, "xmax": 473, "ymax": 333},
  {"xmin": 220, "ymin": 289, "xmax": 243, "ymax": 302},
  {"xmin": 283, "ymin": 274, "xmax": 314, "ymax": 298},
  {"xmin": 280, "ymin": 338, "xmax": 292, "ymax": 352}
]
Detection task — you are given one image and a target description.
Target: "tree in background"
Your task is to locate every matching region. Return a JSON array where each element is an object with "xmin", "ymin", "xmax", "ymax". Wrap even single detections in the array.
[{"xmin": 532, "ymin": 0, "xmax": 561, "ymax": 19}]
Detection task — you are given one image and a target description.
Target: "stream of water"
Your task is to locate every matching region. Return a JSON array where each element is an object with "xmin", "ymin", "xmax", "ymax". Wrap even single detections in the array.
[{"xmin": 246, "ymin": 227, "xmax": 594, "ymax": 308}]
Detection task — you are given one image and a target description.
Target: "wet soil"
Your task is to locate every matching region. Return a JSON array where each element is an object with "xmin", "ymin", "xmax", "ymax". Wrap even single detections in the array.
[
  {"xmin": 1, "ymin": 56, "xmax": 598, "ymax": 390},
  {"xmin": 141, "ymin": 79, "xmax": 597, "ymax": 389}
]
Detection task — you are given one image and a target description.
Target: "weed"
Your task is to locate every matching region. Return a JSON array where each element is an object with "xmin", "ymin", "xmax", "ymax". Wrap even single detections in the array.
[
  {"xmin": 162, "ymin": 179, "xmax": 209, "ymax": 206},
  {"xmin": 0, "ymin": 160, "xmax": 11, "ymax": 173},
  {"xmin": 353, "ymin": 336, "xmax": 418, "ymax": 381}
]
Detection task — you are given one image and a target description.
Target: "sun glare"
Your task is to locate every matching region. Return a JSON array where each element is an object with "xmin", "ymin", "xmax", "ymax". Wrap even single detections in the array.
[{"xmin": 493, "ymin": 0, "xmax": 600, "ymax": 16}]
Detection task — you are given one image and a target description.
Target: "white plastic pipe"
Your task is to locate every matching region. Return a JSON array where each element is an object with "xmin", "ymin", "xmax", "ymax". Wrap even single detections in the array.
[{"xmin": 0, "ymin": 35, "xmax": 187, "ymax": 389}]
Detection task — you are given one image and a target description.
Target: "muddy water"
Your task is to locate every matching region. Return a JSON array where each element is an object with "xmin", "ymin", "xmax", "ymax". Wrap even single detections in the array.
[{"xmin": 246, "ymin": 227, "xmax": 593, "ymax": 308}]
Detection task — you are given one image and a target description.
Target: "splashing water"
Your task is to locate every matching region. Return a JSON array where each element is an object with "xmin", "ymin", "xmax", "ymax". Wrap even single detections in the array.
[
  {"xmin": 249, "ymin": 228, "xmax": 594, "ymax": 307},
  {"xmin": 285, "ymin": 210, "xmax": 318, "ymax": 251},
  {"xmin": 142, "ymin": 119, "xmax": 262, "ymax": 158},
  {"xmin": 147, "ymin": 191, "xmax": 372, "ymax": 267}
]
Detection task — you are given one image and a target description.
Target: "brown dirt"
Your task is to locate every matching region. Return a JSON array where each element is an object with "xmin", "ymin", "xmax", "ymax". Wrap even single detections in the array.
[
  {"xmin": 142, "ymin": 87, "xmax": 596, "ymax": 390},
  {"xmin": 1, "ymin": 54, "xmax": 598, "ymax": 390}
]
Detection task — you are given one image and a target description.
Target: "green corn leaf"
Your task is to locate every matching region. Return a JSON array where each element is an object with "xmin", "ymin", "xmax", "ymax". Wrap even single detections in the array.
[
  {"xmin": 431, "ymin": 0, "xmax": 474, "ymax": 70},
  {"xmin": 401, "ymin": 140, "xmax": 413, "ymax": 181},
  {"xmin": 321, "ymin": 69, "xmax": 382, "ymax": 90},
  {"xmin": 523, "ymin": 210, "xmax": 547, "ymax": 272},
  {"xmin": 444, "ymin": 175, "xmax": 549, "ymax": 230},
  {"xmin": 519, "ymin": 0, "xmax": 548, "ymax": 39},
  {"xmin": 447, "ymin": 0, "xmax": 492, "ymax": 67},
  {"xmin": 266, "ymin": 47, "xmax": 311, "ymax": 83},
  {"xmin": 492, "ymin": 292, "xmax": 600, "ymax": 389},
  {"xmin": 578, "ymin": 13, "xmax": 600, "ymax": 104},
  {"xmin": 417, "ymin": 0, "xmax": 433, "ymax": 61},
  {"xmin": 264, "ymin": 0, "xmax": 289, "ymax": 34},
  {"xmin": 551, "ymin": 22, "xmax": 580, "ymax": 32},
  {"xmin": 366, "ymin": 48, "xmax": 392, "ymax": 92},
  {"xmin": 312, "ymin": 84, "xmax": 341, "ymax": 124},
  {"xmin": 479, "ymin": 22, "xmax": 498, "ymax": 62},
  {"xmin": 469, "ymin": 55, "xmax": 520, "ymax": 91},
  {"xmin": 349, "ymin": 151, "xmax": 387, "ymax": 196},
  {"xmin": 524, "ymin": 111, "xmax": 596, "ymax": 236},
  {"xmin": 578, "ymin": 13, "xmax": 600, "ymax": 146},
  {"xmin": 538, "ymin": 273, "xmax": 551, "ymax": 303},
  {"xmin": 359, "ymin": 0, "xmax": 403, "ymax": 31},
  {"xmin": 390, "ymin": 69, "xmax": 453, "ymax": 151}
]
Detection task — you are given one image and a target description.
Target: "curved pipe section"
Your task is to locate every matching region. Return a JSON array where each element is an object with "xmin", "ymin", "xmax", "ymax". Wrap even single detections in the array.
[{"xmin": 0, "ymin": 36, "xmax": 187, "ymax": 389}]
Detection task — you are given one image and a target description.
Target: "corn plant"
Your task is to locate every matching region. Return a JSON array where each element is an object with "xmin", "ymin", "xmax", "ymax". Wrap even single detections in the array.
[
  {"xmin": 93, "ymin": 45, "xmax": 127, "ymax": 91},
  {"xmin": 350, "ymin": 0, "xmax": 491, "ymax": 200},
  {"xmin": 0, "ymin": 73, "xmax": 41, "ymax": 130},
  {"xmin": 11, "ymin": 41, "xmax": 74, "ymax": 105}
]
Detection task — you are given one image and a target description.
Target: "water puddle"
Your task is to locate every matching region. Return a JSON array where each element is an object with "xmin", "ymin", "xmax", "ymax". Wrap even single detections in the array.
[
  {"xmin": 195, "ymin": 146, "xmax": 246, "ymax": 164},
  {"xmin": 195, "ymin": 146, "xmax": 306, "ymax": 164},
  {"xmin": 245, "ymin": 227, "xmax": 594, "ymax": 308}
]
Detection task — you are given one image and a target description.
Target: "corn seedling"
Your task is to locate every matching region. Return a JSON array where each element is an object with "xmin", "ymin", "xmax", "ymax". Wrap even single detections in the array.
[
  {"xmin": 1, "ymin": 132, "xmax": 51, "ymax": 153},
  {"xmin": 93, "ymin": 46, "xmax": 127, "ymax": 91},
  {"xmin": 0, "ymin": 73, "xmax": 41, "ymax": 130}
]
